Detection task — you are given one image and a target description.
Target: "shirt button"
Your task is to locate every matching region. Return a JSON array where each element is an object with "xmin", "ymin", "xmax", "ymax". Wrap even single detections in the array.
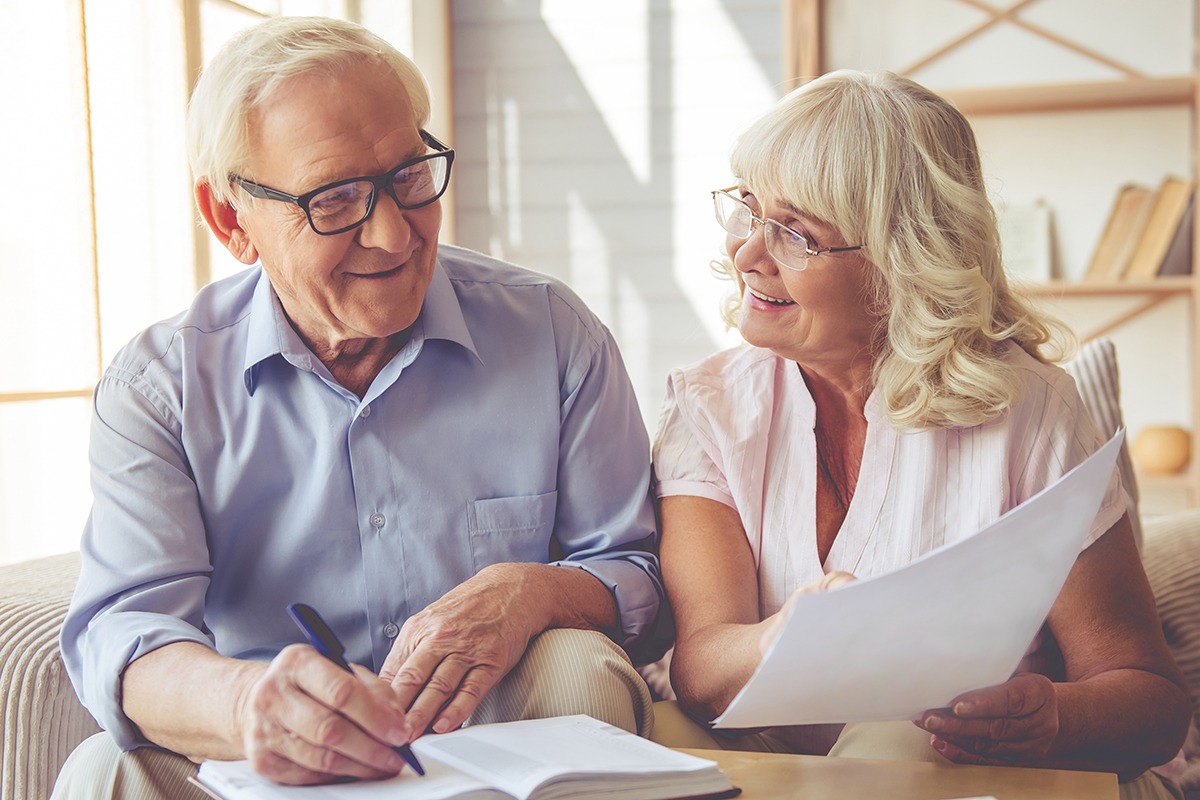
[
  {"xmin": 383, "ymin": 622, "xmax": 399, "ymax": 638},
  {"xmin": 360, "ymin": 405, "xmax": 371, "ymax": 418},
  {"xmin": 369, "ymin": 513, "xmax": 385, "ymax": 529}
]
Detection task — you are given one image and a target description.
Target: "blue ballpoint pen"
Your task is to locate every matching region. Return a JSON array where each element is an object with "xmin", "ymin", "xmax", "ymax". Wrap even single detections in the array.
[{"xmin": 287, "ymin": 602, "xmax": 426, "ymax": 777}]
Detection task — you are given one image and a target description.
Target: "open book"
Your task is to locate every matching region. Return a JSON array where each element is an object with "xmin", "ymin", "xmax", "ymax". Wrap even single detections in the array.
[{"xmin": 193, "ymin": 715, "xmax": 738, "ymax": 800}]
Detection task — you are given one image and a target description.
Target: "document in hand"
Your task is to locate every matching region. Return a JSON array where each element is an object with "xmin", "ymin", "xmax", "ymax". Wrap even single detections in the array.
[
  {"xmin": 193, "ymin": 715, "xmax": 739, "ymax": 800},
  {"xmin": 713, "ymin": 431, "xmax": 1124, "ymax": 729}
]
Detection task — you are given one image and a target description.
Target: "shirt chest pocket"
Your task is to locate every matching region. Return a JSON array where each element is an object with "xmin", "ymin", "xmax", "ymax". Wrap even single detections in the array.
[{"xmin": 467, "ymin": 491, "xmax": 558, "ymax": 573}]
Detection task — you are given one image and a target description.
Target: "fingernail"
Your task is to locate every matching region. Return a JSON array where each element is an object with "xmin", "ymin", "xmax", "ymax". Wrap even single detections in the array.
[
  {"xmin": 432, "ymin": 717, "xmax": 451, "ymax": 734},
  {"xmin": 954, "ymin": 701, "xmax": 972, "ymax": 715},
  {"xmin": 389, "ymin": 724, "xmax": 410, "ymax": 744},
  {"xmin": 932, "ymin": 738, "xmax": 947, "ymax": 753},
  {"xmin": 924, "ymin": 716, "xmax": 942, "ymax": 730}
]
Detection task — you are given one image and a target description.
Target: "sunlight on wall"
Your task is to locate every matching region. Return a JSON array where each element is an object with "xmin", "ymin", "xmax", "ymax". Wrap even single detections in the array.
[
  {"xmin": 543, "ymin": 0, "xmax": 652, "ymax": 184},
  {"xmin": 670, "ymin": 2, "xmax": 778, "ymax": 352}
]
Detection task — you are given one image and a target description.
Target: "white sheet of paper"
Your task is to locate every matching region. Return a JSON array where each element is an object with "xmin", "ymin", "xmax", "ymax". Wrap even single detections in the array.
[{"xmin": 713, "ymin": 431, "xmax": 1124, "ymax": 728}]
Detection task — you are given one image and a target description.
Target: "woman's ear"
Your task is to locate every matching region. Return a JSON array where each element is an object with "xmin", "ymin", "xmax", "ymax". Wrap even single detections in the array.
[{"xmin": 196, "ymin": 180, "xmax": 259, "ymax": 265}]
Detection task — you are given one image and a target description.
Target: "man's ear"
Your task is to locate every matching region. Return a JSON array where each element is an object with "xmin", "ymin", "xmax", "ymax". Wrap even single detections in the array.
[{"xmin": 196, "ymin": 180, "xmax": 259, "ymax": 265}]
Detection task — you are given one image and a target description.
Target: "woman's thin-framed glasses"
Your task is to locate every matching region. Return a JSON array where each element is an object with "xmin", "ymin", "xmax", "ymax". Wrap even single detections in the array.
[
  {"xmin": 229, "ymin": 130, "xmax": 455, "ymax": 236},
  {"xmin": 711, "ymin": 187, "xmax": 863, "ymax": 271}
]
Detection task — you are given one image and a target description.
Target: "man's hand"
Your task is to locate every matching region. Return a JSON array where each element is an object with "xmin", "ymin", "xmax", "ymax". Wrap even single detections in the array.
[
  {"xmin": 238, "ymin": 644, "xmax": 415, "ymax": 785},
  {"xmin": 379, "ymin": 563, "xmax": 554, "ymax": 737},
  {"xmin": 915, "ymin": 673, "xmax": 1060, "ymax": 766}
]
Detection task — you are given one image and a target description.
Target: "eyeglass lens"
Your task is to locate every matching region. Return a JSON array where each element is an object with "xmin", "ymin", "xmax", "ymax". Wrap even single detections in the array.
[
  {"xmin": 714, "ymin": 191, "xmax": 810, "ymax": 270},
  {"xmin": 308, "ymin": 155, "xmax": 450, "ymax": 234}
]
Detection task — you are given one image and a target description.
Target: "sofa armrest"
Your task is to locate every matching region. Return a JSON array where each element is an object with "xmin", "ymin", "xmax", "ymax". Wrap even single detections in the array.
[{"xmin": 0, "ymin": 552, "xmax": 99, "ymax": 800}]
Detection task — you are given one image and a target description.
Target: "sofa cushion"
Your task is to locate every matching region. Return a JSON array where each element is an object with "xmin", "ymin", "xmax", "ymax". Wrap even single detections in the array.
[
  {"xmin": 1142, "ymin": 510, "xmax": 1200, "ymax": 791},
  {"xmin": 0, "ymin": 552, "xmax": 99, "ymax": 800},
  {"xmin": 1061, "ymin": 337, "xmax": 1144, "ymax": 550}
]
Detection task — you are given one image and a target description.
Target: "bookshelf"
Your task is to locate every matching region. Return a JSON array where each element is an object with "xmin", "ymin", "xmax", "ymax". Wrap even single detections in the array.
[{"xmin": 786, "ymin": 0, "xmax": 1200, "ymax": 507}]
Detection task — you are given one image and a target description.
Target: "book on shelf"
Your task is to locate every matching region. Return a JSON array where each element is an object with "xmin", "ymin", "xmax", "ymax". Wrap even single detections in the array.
[
  {"xmin": 1156, "ymin": 193, "xmax": 1194, "ymax": 277},
  {"xmin": 1124, "ymin": 175, "xmax": 1195, "ymax": 281},
  {"xmin": 997, "ymin": 199, "xmax": 1053, "ymax": 283},
  {"xmin": 1083, "ymin": 183, "xmax": 1155, "ymax": 282},
  {"xmin": 190, "ymin": 715, "xmax": 740, "ymax": 800}
]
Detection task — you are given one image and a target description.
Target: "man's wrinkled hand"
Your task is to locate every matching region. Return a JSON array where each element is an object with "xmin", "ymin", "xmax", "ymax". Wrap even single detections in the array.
[
  {"xmin": 380, "ymin": 564, "xmax": 544, "ymax": 738},
  {"xmin": 915, "ymin": 672, "xmax": 1060, "ymax": 766},
  {"xmin": 237, "ymin": 644, "xmax": 414, "ymax": 785}
]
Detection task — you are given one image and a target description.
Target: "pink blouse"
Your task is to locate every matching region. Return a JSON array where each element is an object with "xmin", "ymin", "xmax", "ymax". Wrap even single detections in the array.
[{"xmin": 653, "ymin": 341, "xmax": 1125, "ymax": 619}]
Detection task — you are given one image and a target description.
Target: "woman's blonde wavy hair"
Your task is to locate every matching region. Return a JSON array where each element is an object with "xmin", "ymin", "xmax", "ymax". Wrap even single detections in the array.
[{"xmin": 722, "ymin": 70, "xmax": 1068, "ymax": 430}]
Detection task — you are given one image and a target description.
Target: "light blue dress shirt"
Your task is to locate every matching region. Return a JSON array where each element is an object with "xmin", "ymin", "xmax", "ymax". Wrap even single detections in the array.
[{"xmin": 61, "ymin": 245, "xmax": 662, "ymax": 748}]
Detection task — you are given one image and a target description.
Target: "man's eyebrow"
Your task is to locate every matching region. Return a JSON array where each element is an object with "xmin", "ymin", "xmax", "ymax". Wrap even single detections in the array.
[
  {"xmin": 395, "ymin": 140, "xmax": 428, "ymax": 163},
  {"xmin": 296, "ymin": 142, "xmax": 430, "ymax": 191}
]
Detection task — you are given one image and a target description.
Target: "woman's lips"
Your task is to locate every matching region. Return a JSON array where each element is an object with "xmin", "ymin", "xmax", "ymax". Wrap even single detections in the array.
[{"xmin": 747, "ymin": 286, "xmax": 795, "ymax": 307}]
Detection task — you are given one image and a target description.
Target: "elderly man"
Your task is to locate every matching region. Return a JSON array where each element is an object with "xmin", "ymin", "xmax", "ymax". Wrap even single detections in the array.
[{"xmin": 53, "ymin": 16, "xmax": 662, "ymax": 798}]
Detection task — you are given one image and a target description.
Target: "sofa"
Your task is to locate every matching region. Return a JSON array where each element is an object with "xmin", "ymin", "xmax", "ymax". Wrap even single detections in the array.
[{"xmin": 1, "ymin": 338, "xmax": 1198, "ymax": 800}]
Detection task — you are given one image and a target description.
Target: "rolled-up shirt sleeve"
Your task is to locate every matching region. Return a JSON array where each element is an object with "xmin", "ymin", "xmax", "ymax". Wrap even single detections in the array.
[
  {"xmin": 546, "ymin": 290, "xmax": 664, "ymax": 656},
  {"xmin": 61, "ymin": 368, "xmax": 215, "ymax": 750}
]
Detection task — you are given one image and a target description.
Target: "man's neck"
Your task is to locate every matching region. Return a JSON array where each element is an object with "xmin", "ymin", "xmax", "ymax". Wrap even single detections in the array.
[{"xmin": 306, "ymin": 328, "xmax": 413, "ymax": 399}]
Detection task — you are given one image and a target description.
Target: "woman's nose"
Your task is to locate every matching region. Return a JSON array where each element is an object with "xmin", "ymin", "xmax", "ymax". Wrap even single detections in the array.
[{"xmin": 732, "ymin": 222, "xmax": 776, "ymax": 275}]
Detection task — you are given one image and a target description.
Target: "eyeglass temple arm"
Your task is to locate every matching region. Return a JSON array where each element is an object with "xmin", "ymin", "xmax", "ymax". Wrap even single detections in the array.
[
  {"xmin": 421, "ymin": 130, "xmax": 451, "ymax": 152},
  {"xmin": 231, "ymin": 177, "xmax": 300, "ymax": 205}
]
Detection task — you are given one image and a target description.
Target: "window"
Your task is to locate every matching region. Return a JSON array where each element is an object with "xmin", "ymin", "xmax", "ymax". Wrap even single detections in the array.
[{"xmin": 0, "ymin": 0, "xmax": 449, "ymax": 565}]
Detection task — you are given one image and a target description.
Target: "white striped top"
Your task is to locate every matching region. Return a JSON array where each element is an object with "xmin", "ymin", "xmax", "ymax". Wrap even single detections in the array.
[{"xmin": 653, "ymin": 341, "xmax": 1124, "ymax": 620}]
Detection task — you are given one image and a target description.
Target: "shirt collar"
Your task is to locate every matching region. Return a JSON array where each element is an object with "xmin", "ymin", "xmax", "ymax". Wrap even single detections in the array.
[
  {"xmin": 241, "ymin": 257, "xmax": 481, "ymax": 395},
  {"xmin": 419, "ymin": 256, "xmax": 480, "ymax": 361}
]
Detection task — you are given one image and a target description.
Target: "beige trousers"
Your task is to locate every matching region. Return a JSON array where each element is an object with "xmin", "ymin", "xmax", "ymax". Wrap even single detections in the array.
[
  {"xmin": 649, "ymin": 700, "xmax": 1183, "ymax": 800},
  {"xmin": 51, "ymin": 629, "xmax": 652, "ymax": 800}
]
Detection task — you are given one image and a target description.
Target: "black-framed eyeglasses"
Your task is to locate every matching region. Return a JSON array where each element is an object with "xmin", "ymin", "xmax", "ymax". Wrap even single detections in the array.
[
  {"xmin": 711, "ymin": 187, "xmax": 863, "ymax": 271},
  {"xmin": 229, "ymin": 130, "xmax": 455, "ymax": 236}
]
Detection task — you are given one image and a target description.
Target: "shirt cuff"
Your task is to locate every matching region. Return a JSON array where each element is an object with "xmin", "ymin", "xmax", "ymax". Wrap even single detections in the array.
[
  {"xmin": 654, "ymin": 478, "xmax": 736, "ymax": 510},
  {"xmin": 552, "ymin": 557, "xmax": 660, "ymax": 651},
  {"xmin": 79, "ymin": 612, "xmax": 215, "ymax": 750}
]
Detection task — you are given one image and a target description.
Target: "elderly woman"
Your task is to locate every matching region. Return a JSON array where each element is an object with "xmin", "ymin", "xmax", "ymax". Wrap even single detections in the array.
[{"xmin": 650, "ymin": 70, "xmax": 1189, "ymax": 799}]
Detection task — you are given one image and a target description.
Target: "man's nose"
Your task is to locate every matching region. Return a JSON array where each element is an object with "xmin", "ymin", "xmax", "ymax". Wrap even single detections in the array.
[{"xmin": 357, "ymin": 188, "xmax": 414, "ymax": 251}]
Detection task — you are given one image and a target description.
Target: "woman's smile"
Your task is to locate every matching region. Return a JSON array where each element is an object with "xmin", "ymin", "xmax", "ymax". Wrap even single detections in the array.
[{"xmin": 746, "ymin": 285, "xmax": 796, "ymax": 308}]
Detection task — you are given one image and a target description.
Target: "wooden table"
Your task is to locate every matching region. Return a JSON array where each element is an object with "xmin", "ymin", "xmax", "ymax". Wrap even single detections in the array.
[{"xmin": 681, "ymin": 748, "xmax": 1118, "ymax": 800}]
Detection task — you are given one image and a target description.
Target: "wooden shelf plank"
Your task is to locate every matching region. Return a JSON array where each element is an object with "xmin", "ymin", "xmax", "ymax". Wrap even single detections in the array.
[
  {"xmin": 1137, "ymin": 470, "xmax": 1195, "ymax": 492},
  {"xmin": 0, "ymin": 389, "xmax": 94, "ymax": 404},
  {"xmin": 943, "ymin": 76, "xmax": 1195, "ymax": 116},
  {"xmin": 1014, "ymin": 276, "xmax": 1196, "ymax": 298}
]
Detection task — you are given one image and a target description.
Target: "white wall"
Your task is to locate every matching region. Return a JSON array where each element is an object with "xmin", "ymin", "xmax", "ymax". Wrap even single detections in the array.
[
  {"xmin": 451, "ymin": 0, "xmax": 778, "ymax": 429},
  {"xmin": 451, "ymin": 0, "xmax": 1196, "ymax": 511}
]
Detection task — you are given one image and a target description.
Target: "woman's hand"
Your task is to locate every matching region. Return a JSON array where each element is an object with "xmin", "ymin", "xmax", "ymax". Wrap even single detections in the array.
[
  {"xmin": 915, "ymin": 672, "xmax": 1059, "ymax": 766},
  {"xmin": 758, "ymin": 571, "xmax": 856, "ymax": 655}
]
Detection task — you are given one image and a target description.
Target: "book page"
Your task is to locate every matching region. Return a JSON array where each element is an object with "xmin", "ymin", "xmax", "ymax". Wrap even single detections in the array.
[
  {"xmin": 418, "ymin": 715, "xmax": 729, "ymax": 800},
  {"xmin": 714, "ymin": 432, "xmax": 1123, "ymax": 728},
  {"xmin": 196, "ymin": 757, "xmax": 505, "ymax": 800},
  {"xmin": 196, "ymin": 717, "xmax": 732, "ymax": 800}
]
